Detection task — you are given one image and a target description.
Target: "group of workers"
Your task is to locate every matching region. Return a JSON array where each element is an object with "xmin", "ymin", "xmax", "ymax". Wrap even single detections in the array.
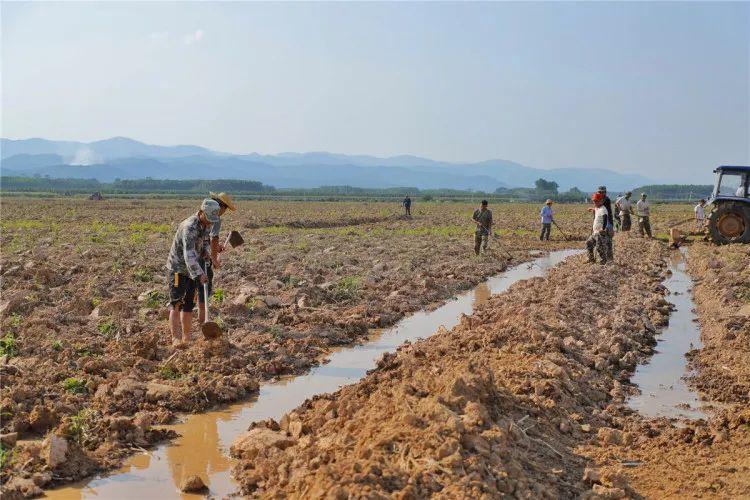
[{"xmin": 165, "ymin": 189, "xmax": 711, "ymax": 342}]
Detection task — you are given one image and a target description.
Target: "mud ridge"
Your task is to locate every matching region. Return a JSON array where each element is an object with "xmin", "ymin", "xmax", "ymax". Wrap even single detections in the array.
[{"xmin": 230, "ymin": 237, "xmax": 677, "ymax": 498}]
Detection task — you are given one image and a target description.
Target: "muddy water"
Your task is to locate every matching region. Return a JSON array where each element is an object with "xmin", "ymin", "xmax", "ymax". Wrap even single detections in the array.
[
  {"xmin": 628, "ymin": 248, "xmax": 709, "ymax": 420},
  {"xmin": 48, "ymin": 249, "xmax": 581, "ymax": 500}
]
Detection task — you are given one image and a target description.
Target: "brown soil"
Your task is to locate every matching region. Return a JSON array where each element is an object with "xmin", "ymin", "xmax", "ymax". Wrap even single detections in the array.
[
  {"xmin": 230, "ymin": 236, "xmax": 675, "ymax": 497},
  {"xmin": 2, "ymin": 199, "xmax": 571, "ymax": 493},
  {"xmin": 580, "ymin": 243, "xmax": 750, "ymax": 499},
  {"xmin": 685, "ymin": 243, "xmax": 750, "ymax": 405},
  {"xmin": 0, "ymin": 198, "xmax": 712, "ymax": 496}
]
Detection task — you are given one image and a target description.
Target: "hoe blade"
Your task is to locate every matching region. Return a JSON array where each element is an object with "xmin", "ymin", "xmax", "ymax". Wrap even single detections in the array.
[
  {"xmin": 201, "ymin": 321, "xmax": 222, "ymax": 339},
  {"xmin": 227, "ymin": 230, "xmax": 244, "ymax": 248}
]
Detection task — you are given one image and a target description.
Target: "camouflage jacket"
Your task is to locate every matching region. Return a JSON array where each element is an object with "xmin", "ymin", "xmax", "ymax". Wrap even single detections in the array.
[{"xmin": 166, "ymin": 214, "xmax": 210, "ymax": 279}]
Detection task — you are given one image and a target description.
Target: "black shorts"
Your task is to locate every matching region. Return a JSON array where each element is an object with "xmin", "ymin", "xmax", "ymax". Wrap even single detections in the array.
[
  {"xmin": 197, "ymin": 260, "xmax": 213, "ymax": 304},
  {"xmin": 168, "ymin": 272, "xmax": 198, "ymax": 312}
]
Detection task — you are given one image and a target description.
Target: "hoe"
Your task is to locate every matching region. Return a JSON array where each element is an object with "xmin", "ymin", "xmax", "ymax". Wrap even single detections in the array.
[{"xmin": 201, "ymin": 230, "xmax": 245, "ymax": 339}]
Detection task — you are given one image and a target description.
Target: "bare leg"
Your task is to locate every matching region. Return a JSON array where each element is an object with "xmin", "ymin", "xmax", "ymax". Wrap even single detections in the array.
[
  {"xmin": 169, "ymin": 307, "xmax": 182, "ymax": 343},
  {"xmin": 181, "ymin": 311, "xmax": 193, "ymax": 342}
]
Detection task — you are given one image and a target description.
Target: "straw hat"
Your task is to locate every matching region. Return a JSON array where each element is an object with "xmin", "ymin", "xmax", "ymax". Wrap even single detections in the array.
[
  {"xmin": 210, "ymin": 192, "xmax": 237, "ymax": 211},
  {"xmin": 545, "ymin": 199, "xmax": 553, "ymax": 205}
]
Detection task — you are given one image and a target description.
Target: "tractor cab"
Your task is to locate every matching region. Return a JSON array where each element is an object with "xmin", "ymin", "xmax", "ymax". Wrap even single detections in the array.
[
  {"xmin": 711, "ymin": 166, "xmax": 750, "ymax": 201},
  {"xmin": 707, "ymin": 166, "xmax": 750, "ymax": 244}
]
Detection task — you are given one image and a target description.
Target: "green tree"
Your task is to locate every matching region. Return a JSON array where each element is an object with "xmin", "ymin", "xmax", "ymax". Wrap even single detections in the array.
[{"xmin": 534, "ymin": 178, "xmax": 559, "ymax": 194}]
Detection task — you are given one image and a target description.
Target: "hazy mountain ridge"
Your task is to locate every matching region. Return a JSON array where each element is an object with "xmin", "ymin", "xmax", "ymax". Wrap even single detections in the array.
[{"xmin": 1, "ymin": 137, "xmax": 655, "ymax": 191}]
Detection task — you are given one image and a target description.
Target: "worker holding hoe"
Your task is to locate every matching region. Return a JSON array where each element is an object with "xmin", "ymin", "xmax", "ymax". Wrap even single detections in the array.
[
  {"xmin": 636, "ymin": 193, "xmax": 652, "ymax": 238},
  {"xmin": 472, "ymin": 199, "xmax": 493, "ymax": 255},
  {"xmin": 539, "ymin": 199, "xmax": 554, "ymax": 241},
  {"xmin": 166, "ymin": 199, "xmax": 221, "ymax": 345},
  {"xmin": 197, "ymin": 192, "xmax": 237, "ymax": 325},
  {"xmin": 587, "ymin": 192, "xmax": 610, "ymax": 265}
]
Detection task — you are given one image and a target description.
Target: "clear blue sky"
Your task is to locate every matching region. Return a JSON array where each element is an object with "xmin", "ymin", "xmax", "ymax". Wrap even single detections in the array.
[{"xmin": 2, "ymin": 1, "xmax": 748, "ymax": 182}]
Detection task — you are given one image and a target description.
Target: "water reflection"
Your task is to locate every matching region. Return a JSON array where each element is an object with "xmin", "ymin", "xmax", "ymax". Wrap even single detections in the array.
[
  {"xmin": 47, "ymin": 249, "xmax": 581, "ymax": 499},
  {"xmin": 628, "ymin": 249, "xmax": 709, "ymax": 420}
]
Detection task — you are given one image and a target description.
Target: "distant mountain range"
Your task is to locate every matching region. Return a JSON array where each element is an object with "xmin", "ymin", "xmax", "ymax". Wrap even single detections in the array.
[{"xmin": 0, "ymin": 137, "xmax": 655, "ymax": 191}]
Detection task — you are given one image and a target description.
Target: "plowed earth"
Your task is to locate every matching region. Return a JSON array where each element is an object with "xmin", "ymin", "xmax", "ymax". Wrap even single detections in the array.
[
  {"xmin": 230, "ymin": 236, "xmax": 750, "ymax": 499},
  {"xmin": 0, "ymin": 198, "xmax": 609, "ymax": 494}
]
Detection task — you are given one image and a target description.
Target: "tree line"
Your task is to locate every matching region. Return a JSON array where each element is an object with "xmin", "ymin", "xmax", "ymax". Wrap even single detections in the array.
[{"xmin": 1, "ymin": 175, "xmax": 712, "ymax": 201}]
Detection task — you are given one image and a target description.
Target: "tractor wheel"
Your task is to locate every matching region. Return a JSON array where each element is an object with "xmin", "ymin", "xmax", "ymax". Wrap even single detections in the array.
[{"xmin": 708, "ymin": 201, "xmax": 750, "ymax": 244}]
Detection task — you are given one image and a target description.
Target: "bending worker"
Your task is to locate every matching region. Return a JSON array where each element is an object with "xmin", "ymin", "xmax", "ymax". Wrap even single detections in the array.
[{"xmin": 166, "ymin": 199, "xmax": 221, "ymax": 345}]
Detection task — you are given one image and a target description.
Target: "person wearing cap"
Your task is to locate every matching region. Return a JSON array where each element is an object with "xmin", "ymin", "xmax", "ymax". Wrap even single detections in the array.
[
  {"xmin": 615, "ymin": 191, "xmax": 634, "ymax": 232},
  {"xmin": 196, "ymin": 192, "xmax": 237, "ymax": 324},
  {"xmin": 636, "ymin": 193, "xmax": 652, "ymax": 238},
  {"xmin": 587, "ymin": 192, "xmax": 610, "ymax": 264},
  {"xmin": 539, "ymin": 199, "xmax": 554, "ymax": 241},
  {"xmin": 694, "ymin": 199, "xmax": 706, "ymax": 231},
  {"xmin": 472, "ymin": 200, "xmax": 493, "ymax": 255},
  {"xmin": 166, "ymin": 199, "xmax": 221, "ymax": 345},
  {"xmin": 597, "ymin": 186, "xmax": 615, "ymax": 260}
]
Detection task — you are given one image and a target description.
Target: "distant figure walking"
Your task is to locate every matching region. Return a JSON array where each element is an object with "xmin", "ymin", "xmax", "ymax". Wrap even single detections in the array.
[
  {"xmin": 472, "ymin": 200, "xmax": 493, "ymax": 256},
  {"xmin": 539, "ymin": 199, "xmax": 554, "ymax": 241},
  {"xmin": 615, "ymin": 191, "xmax": 633, "ymax": 232},
  {"xmin": 403, "ymin": 195, "xmax": 412, "ymax": 217},
  {"xmin": 636, "ymin": 193, "xmax": 652, "ymax": 238},
  {"xmin": 694, "ymin": 199, "xmax": 706, "ymax": 231},
  {"xmin": 587, "ymin": 192, "xmax": 610, "ymax": 265}
]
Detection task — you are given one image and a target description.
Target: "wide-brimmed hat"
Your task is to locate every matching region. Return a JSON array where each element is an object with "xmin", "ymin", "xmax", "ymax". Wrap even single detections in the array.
[
  {"xmin": 209, "ymin": 192, "xmax": 237, "ymax": 211},
  {"xmin": 545, "ymin": 199, "xmax": 553, "ymax": 205}
]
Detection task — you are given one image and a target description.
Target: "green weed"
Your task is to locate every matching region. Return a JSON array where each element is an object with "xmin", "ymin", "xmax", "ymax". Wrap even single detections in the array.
[
  {"xmin": 97, "ymin": 319, "xmax": 116, "ymax": 338},
  {"xmin": 212, "ymin": 288, "xmax": 226, "ymax": 303},
  {"xmin": 0, "ymin": 334, "xmax": 19, "ymax": 358},
  {"xmin": 334, "ymin": 276, "xmax": 361, "ymax": 300},
  {"xmin": 0, "ymin": 445, "xmax": 15, "ymax": 471},
  {"xmin": 262, "ymin": 226, "xmax": 290, "ymax": 235},
  {"xmin": 51, "ymin": 340, "xmax": 63, "ymax": 351},
  {"xmin": 143, "ymin": 290, "xmax": 166, "ymax": 309},
  {"xmin": 133, "ymin": 268, "xmax": 152, "ymax": 282},
  {"xmin": 159, "ymin": 365, "xmax": 181, "ymax": 380},
  {"xmin": 8, "ymin": 313, "xmax": 22, "ymax": 330},
  {"xmin": 66, "ymin": 409, "xmax": 95, "ymax": 444},
  {"xmin": 63, "ymin": 377, "xmax": 87, "ymax": 394}
]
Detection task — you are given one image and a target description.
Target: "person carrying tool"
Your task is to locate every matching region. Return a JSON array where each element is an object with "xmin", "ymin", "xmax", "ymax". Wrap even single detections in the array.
[
  {"xmin": 472, "ymin": 200, "xmax": 493, "ymax": 256},
  {"xmin": 694, "ymin": 199, "xmax": 706, "ymax": 231},
  {"xmin": 587, "ymin": 192, "xmax": 610, "ymax": 264},
  {"xmin": 636, "ymin": 193, "xmax": 652, "ymax": 238},
  {"xmin": 197, "ymin": 192, "xmax": 237, "ymax": 325},
  {"xmin": 539, "ymin": 199, "xmax": 554, "ymax": 241},
  {"xmin": 166, "ymin": 199, "xmax": 221, "ymax": 345},
  {"xmin": 403, "ymin": 195, "xmax": 412, "ymax": 217},
  {"xmin": 615, "ymin": 191, "xmax": 634, "ymax": 232}
]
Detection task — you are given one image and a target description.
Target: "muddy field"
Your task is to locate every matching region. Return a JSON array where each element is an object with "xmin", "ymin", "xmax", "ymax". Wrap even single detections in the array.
[
  {"xmin": 0, "ymin": 197, "xmax": 718, "ymax": 497},
  {"xmin": 229, "ymin": 237, "xmax": 750, "ymax": 499}
]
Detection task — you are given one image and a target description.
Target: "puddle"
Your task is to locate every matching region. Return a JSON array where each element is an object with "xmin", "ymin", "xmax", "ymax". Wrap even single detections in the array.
[
  {"xmin": 628, "ymin": 248, "xmax": 709, "ymax": 420},
  {"xmin": 47, "ymin": 249, "xmax": 581, "ymax": 500}
]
